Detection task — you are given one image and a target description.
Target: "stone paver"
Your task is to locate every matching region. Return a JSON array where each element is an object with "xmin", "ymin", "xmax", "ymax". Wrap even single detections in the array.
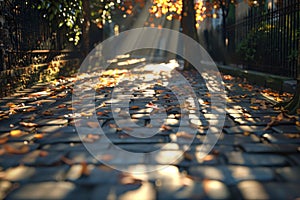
[{"xmin": 0, "ymin": 59, "xmax": 300, "ymax": 199}]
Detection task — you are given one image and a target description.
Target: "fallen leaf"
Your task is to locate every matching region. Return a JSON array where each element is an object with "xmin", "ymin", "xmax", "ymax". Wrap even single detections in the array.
[
  {"xmin": 6, "ymin": 102, "xmax": 16, "ymax": 108},
  {"xmin": 161, "ymin": 124, "xmax": 173, "ymax": 131},
  {"xmin": 250, "ymin": 106, "xmax": 259, "ymax": 110},
  {"xmin": 119, "ymin": 174, "xmax": 142, "ymax": 185},
  {"xmin": 202, "ymin": 101, "xmax": 210, "ymax": 105},
  {"xmin": 34, "ymin": 133, "xmax": 44, "ymax": 139},
  {"xmin": 80, "ymin": 162, "xmax": 90, "ymax": 176},
  {"xmin": 243, "ymin": 131, "xmax": 251, "ymax": 136},
  {"xmin": 83, "ymin": 134, "xmax": 101, "ymax": 143},
  {"xmin": 60, "ymin": 156, "xmax": 74, "ymax": 165},
  {"xmin": 276, "ymin": 113, "xmax": 284, "ymax": 121},
  {"xmin": 0, "ymin": 137, "xmax": 8, "ymax": 144},
  {"xmin": 42, "ymin": 110, "xmax": 53, "ymax": 116},
  {"xmin": 130, "ymin": 106, "xmax": 139, "ymax": 110},
  {"xmin": 176, "ymin": 131, "xmax": 195, "ymax": 139},
  {"xmin": 296, "ymin": 121, "xmax": 300, "ymax": 127},
  {"xmin": 87, "ymin": 122, "xmax": 100, "ymax": 128},
  {"xmin": 202, "ymin": 155, "xmax": 215, "ymax": 162},
  {"xmin": 183, "ymin": 152, "xmax": 194, "ymax": 161},
  {"xmin": 4, "ymin": 144, "xmax": 30, "ymax": 154},
  {"xmin": 81, "ymin": 112, "xmax": 93, "ymax": 117},
  {"xmin": 57, "ymin": 104, "xmax": 66, "ymax": 108},
  {"xmin": 10, "ymin": 130, "xmax": 24, "ymax": 137},
  {"xmin": 19, "ymin": 122, "xmax": 38, "ymax": 127},
  {"xmin": 39, "ymin": 151, "xmax": 49, "ymax": 157}
]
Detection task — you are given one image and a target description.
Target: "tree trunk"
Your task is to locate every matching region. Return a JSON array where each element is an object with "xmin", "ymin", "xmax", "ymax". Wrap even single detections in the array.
[
  {"xmin": 81, "ymin": 0, "xmax": 91, "ymax": 57},
  {"xmin": 222, "ymin": 12, "xmax": 227, "ymax": 47},
  {"xmin": 284, "ymin": 40, "xmax": 300, "ymax": 114},
  {"xmin": 181, "ymin": 0, "xmax": 199, "ymax": 70}
]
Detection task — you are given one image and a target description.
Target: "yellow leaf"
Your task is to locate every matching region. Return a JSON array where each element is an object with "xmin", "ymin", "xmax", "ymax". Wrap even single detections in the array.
[{"xmin": 10, "ymin": 130, "xmax": 24, "ymax": 137}]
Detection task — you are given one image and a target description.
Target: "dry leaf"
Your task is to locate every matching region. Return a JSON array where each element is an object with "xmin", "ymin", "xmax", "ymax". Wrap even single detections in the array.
[
  {"xmin": 243, "ymin": 131, "xmax": 250, "ymax": 136},
  {"xmin": 202, "ymin": 155, "xmax": 215, "ymax": 161},
  {"xmin": 130, "ymin": 106, "xmax": 139, "ymax": 110},
  {"xmin": 87, "ymin": 122, "xmax": 100, "ymax": 128},
  {"xmin": 80, "ymin": 162, "xmax": 90, "ymax": 176},
  {"xmin": 276, "ymin": 113, "xmax": 284, "ymax": 121},
  {"xmin": 42, "ymin": 110, "xmax": 53, "ymax": 116},
  {"xmin": 296, "ymin": 121, "xmax": 300, "ymax": 127},
  {"xmin": 250, "ymin": 106, "xmax": 259, "ymax": 110},
  {"xmin": 183, "ymin": 152, "xmax": 194, "ymax": 161},
  {"xmin": 60, "ymin": 156, "xmax": 74, "ymax": 165},
  {"xmin": 10, "ymin": 130, "xmax": 24, "ymax": 137},
  {"xmin": 39, "ymin": 151, "xmax": 49, "ymax": 157},
  {"xmin": 202, "ymin": 101, "xmax": 210, "ymax": 105},
  {"xmin": 81, "ymin": 112, "xmax": 93, "ymax": 117},
  {"xmin": 34, "ymin": 133, "xmax": 44, "ymax": 139},
  {"xmin": 0, "ymin": 137, "xmax": 8, "ymax": 144},
  {"xmin": 4, "ymin": 144, "xmax": 30, "ymax": 154},
  {"xmin": 161, "ymin": 124, "xmax": 173, "ymax": 131},
  {"xmin": 57, "ymin": 104, "xmax": 66, "ymax": 108},
  {"xmin": 119, "ymin": 174, "xmax": 142, "ymax": 185},
  {"xmin": 19, "ymin": 122, "xmax": 38, "ymax": 127},
  {"xmin": 176, "ymin": 131, "xmax": 195, "ymax": 139},
  {"xmin": 83, "ymin": 134, "xmax": 100, "ymax": 143}
]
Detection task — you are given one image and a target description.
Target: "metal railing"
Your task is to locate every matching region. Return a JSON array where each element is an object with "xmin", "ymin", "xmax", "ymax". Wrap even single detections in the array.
[{"xmin": 227, "ymin": 0, "xmax": 300, "ymax": 78}]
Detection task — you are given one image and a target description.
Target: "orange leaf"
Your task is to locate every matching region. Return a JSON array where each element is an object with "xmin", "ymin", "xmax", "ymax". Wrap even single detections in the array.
[
  {"xmin": 34, "ymin": 134, "xmax": 44, "ymax": 139},
  {"xmin": 203, "ymin": 101, "xmax": 210, "ymax": 105},
  {"xmin": 130, "ymin": 106, "xmax": 139, "ymax": 110},
  {"xmin": 80, "ymin": 162, "xmax": 90, "ymax": 176},
  {"xmin": 276, "ymin": 113, "xmax": 284, "ymax": 121},
  {"xmin": 161, "ymin": 124, "xmax": 173, "ymax": 131},
  {"xmin": 57, "ymin": 104, "xmax": 66, "ymax": 108},
  {"xmin": 4, "ymin": 144, "xmax": 30, "ymax": 154},
  {"xmin": 42, "ymin": 110, "xmax": 53, "ymax": 116},
  {"xmin": 0, "ymin": 137, "xmax": 8, "ymax": 144},
  {"xmin": 296, "ymin": 121, "xmax": 300, "ymax": 127}
]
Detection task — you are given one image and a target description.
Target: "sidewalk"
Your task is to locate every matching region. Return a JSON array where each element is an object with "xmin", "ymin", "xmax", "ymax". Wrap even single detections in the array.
[{"xmin": 0, "ymin": 60, "xmax": 300, "ymax": 199}]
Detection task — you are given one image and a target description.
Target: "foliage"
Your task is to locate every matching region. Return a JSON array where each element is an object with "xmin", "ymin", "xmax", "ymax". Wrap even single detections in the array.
[{"xmin": 236, "ymin": 22, "xmax": 273, "ymax": 63}]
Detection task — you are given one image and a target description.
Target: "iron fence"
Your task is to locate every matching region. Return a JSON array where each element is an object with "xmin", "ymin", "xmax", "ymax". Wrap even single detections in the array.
[
  {"xmin": 0, "ymin": 0, "xmax": 69, "ymax": 71},
  {"xmin": 227, "ymin": 0, "xmax": 300, "ymax": 78}
]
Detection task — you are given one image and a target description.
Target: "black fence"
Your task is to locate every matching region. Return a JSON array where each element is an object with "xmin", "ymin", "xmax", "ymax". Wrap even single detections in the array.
[
  {"xmin": 0, "ymin": 0, "xmax": 69, "ymax": 71},
  {"xmin": 227, "ymin": 0, "xmax": 300, "ymax": 78}
]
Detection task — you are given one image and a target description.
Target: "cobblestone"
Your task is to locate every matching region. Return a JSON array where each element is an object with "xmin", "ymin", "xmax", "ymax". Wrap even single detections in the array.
[{"xmin": 0, "ymin": 60, "xmax": 299, "ymax": 199}]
